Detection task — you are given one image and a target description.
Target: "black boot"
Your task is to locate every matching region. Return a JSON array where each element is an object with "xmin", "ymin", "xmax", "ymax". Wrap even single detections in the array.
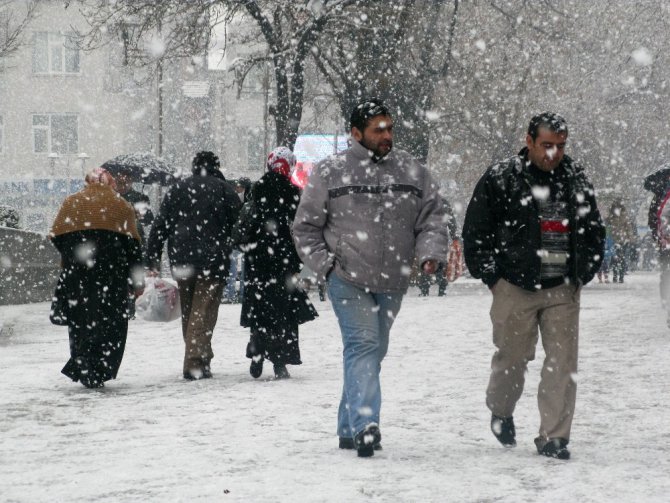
[
  {"xmin": 273, "ymin": 363, "xmax": 290, "ymax": 379},
  {"xmin": 535, "ymin": 437, "xmax": 570, "ymax": 460},
  {"xmin": 249, "ymin": 355, "xmax": 264, "ymax": 378},
  {"xmin": 354, "ymin": 424, "xmax": 382, "ymax": 457},
  {"xmin": 491, "ymin": 415, "xmax": 516, "ymax": 447},
  {"xmin": 339, "ymin": 436, "xmax": 382, "ymax": 451}
]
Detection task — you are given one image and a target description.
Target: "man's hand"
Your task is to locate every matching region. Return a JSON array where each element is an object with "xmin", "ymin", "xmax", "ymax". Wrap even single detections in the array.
[{"xmin": 422, "ymin": 259, "xmax": 438, "ymax": 275}]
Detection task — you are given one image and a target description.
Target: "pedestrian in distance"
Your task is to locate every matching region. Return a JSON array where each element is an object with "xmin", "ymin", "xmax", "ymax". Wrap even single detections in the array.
[
  {"xmin": 115, "ymin": 170, "xmax": 154, "ymax": 229},
  {"xmin": 293, "ymin": 98, "xmax": 449, "ymax": 457},
  {"xmin": 113, "ymin": 170, "xmax": 153, "ymax": 319},
  {"xmin": 607, "ymin": 199, "xmax": 636, "ymax": 284},
  {"xmin": 233, "ymin": 147, "xmax": 317, "ymax": 380},
  {"xmin": 597, "ymin": 227, "xmax": 614, "ymax": 283},
  {"xmin": 224, "ymin": 177, "xmax": 252, "ymax": 304},
  {"xmin": 49, "ymin": 167, "xmax": 144, "ymax": 388},
  {"xmin": 463, "ymin": 112, "xmax": 605, "ymax": 460},
  {"xmin": 146, "ymin": 151, "xmax": 241, "ymax": 381},
  {"xmin": 418, "ymin": 196, "xmax": 461, "ymax": 296}
]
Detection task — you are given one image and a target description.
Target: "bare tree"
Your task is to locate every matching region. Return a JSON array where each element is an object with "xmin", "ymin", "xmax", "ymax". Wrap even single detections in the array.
[
  {"xmin": 74, "ymin": 0, "xmax": 359, "ymax": 150},
  {"xmin": 313, "ymin": 0, "xmax": 460, "ymax": 162},
  {"xmin": 421, "ymin": 0, "xmax": 670, "ymax": 218},
  {"xmin": 0, "ymin": 0, "xmax": 40, "ymax": 64}
]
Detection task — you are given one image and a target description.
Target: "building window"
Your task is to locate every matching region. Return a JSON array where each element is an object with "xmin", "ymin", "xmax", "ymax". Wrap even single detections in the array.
[
  {"xmin": 32, "ymin": 114, "xmax": 78, "ymax": 154},
  {"xmin": 32, "ymin": 32, "xmax": 80, "ymax": 74}
]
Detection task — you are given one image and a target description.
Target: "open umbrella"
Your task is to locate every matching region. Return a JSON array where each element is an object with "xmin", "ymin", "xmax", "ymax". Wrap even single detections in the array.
[
  {"xmin": 101, "ymin": 152, "xmax": 175, "ymax": 186},
  {"xmin": 644, "ymin": 163, "xmax": 670, "ymax": 194}
]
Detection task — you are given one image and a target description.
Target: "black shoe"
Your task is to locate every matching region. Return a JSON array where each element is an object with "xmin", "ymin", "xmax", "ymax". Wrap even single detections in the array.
[
  {"xmin": 339, "ymin": 436, "xmax": 382, "ymax": 451},
  {"xmin": 184, "ymin": 369, "xmax": 202, "ymax": 380},
  {"xmin": 354, "ymin": 424, "xmax": 382, "ymax": 458},
  {"xmin": 491, "ymin": 415, "xmax": 516, "ymax": 447},
  {"xmin": 536, "ymin": 437, "xmax": 570, "ymax": 460},
  {"xmin": 250, "ymin": 356, "xmax": 264, "ymax": 378},
  {"xmin": 273, "ymin": 363, "xmax": 290, "ymax": 379},
  {"xmin": 80, "ymin": 375, "xmax": 104, "ymax": 389},
  {"xmin": 183, "ymin": 367, "xmax": 211, "ymax": 380}
]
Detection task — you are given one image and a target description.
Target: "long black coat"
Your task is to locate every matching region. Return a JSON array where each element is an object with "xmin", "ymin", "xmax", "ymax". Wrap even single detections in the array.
[
  {"xmin": 233, "ymin": 171, "xmax": 317, "ymax": 361},
  {"xmin": 463, "ymin": 148, "xmax": 605, "ymax": 291},
  {"xmin": 147, "ymin": 169, "xmax": 241, "ymax": 280},
  {"xmin": 52, "ymin": 230, "xmax": 143, "ymax": 386}
]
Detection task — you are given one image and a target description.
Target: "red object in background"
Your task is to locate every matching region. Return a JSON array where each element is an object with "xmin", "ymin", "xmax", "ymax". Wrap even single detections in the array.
[
  {"xmin": 290, "ymin": 161, "xmax": 314, "ymax": 189},
  {"xmin": 540, "ymin": 220, "xmax": 570, "ymax": 233}
]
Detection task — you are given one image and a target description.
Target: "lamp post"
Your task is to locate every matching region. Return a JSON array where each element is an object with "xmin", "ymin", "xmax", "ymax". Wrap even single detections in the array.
[{"xmin": 77, "ymin": 152, "xmax": 90, "ymax": 177}]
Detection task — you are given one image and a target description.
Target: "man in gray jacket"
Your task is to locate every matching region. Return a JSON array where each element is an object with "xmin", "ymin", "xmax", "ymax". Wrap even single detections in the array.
[{"xmin": 293, "ymin": 98, "xmax": 449, "ymax": 457}]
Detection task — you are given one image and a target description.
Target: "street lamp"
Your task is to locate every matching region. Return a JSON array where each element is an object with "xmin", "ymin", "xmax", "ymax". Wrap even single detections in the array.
[
  {"xmin": 77, "ymin": 153, "xmax": 90, "ymax": 177},
  {"xmin": 48, "ymin": 152, "xmax": 59, "ymax": 177}
]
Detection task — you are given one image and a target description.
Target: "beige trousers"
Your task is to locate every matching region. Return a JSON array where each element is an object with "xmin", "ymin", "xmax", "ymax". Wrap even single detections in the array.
[
  {"xmin": 487, "ymin": 279, "xmax": 580, "ymax": 441},
  {"xmin": 177, "ymin": 276, "xmax": 224, "ymax": 375}
]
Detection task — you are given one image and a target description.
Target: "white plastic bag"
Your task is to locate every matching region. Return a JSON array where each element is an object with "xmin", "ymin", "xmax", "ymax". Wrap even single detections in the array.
[{"xmin": 135, "ymin": 277, "xmax": 181, "ymax": 322}]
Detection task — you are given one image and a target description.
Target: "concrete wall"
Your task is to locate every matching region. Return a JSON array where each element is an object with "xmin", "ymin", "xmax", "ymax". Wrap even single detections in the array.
[{"xmin": 0, "ymin": 227, "xmax": 60, "ymax": 305}]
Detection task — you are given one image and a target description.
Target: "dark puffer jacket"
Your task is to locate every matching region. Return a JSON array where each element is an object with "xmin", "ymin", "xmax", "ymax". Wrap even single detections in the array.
[
  {"xmin": 147, "ymin": 168, "xmax": 241, "ymax": 280},
  {"xmin": 463, "ymin": 148, "xmax": 605, "ymax": 292}
]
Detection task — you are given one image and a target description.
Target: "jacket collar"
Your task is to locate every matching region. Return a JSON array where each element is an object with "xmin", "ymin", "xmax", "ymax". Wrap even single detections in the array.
[
  {"xmin": 350, "ymin": 139, "xmax": 390, "ymax": 164},
  {"xmin": 517, "ymin": 146, "xmax": 576, "ymax": 177}
]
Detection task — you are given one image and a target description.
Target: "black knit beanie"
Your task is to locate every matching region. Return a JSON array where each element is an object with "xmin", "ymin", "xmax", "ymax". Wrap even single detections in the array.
[{"xmin": 192, "ymin": 151, "xmax": 223, "ymax": 178}]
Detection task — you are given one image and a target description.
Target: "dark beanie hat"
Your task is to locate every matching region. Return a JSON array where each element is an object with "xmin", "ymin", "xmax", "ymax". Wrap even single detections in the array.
[
  {"xmin": 349, "ymin": 97, "xmax": 390, "ymax": 131},
  {"xmin": 192, "ymin": 151, "xmax": 223, "ymax": 178}
]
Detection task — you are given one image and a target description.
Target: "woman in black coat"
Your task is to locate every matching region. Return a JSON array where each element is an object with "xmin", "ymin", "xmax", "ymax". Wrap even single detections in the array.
[
  {"xmin": 233, "ymin": 147, "xmax": 317, "ymax": 379},
  {"xmin": 50, "ymin": 168, "xmax": 144, "ymax": 388}
]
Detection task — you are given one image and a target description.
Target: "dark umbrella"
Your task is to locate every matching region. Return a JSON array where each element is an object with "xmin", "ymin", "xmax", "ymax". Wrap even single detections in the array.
[
  {"xmin": 644, "ymin": 163, "xmax": 670, "ymax": 194},
  {"xmin": 101, "ymin": 152, "xmax": 175, "ymax": 185}
]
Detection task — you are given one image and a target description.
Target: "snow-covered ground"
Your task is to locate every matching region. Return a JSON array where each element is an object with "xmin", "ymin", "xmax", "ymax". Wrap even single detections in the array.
[{"xmin": 1, "ymin": 272, "xmax": 669, "ymax": 502}]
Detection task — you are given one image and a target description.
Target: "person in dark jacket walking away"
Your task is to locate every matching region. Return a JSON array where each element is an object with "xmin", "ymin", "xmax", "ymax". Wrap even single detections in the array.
[
  {"xmin": 463, "ymin": 112, "xmax": 605, "ymax": 460},
  {"xmin": 50, "ymin": 168, "xmax": 144, "ymax": 388},
  {"xmin": 147, "ymin": 151, "xmax": 241, "ymax": 380},
  {"xmin": 114, "ymin": 170, "xmax": 154, "ymax": 318},
  {"xmin": 418, "ymin": 197, "xmax": 461, "ymax": 296},
  {"xmin": 233, "ymin": 148, "xmax": 317, "ymax": 379},
  {"xmin": 115, "ymin": 170, "xmax": 154, "ymax": 229},
  {"xmin": 293, "ymin": 98, "xmax": 449, "ymax": 457},
  {"xmin": 607, "ymin": 199, "xmax": 636, "ymax": 283}
]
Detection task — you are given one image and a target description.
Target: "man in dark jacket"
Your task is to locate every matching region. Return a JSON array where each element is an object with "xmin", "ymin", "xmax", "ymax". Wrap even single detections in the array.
[
  {"xmin": 463, "ymin": 112, "xmax": 605, "ymax": 460},
  {"xmin": 147, "ymin": 151, "xmax": 241, "ymax": 380}
]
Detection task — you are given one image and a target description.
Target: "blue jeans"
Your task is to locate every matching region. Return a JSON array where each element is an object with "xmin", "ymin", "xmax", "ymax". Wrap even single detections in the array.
[
  {"xmin": 225, "ymin": 251, "xmax": 243, "ymax": 301},
  {"xmin": 327, "ymin": 272, "xmax": 403, "ymax": 439}
]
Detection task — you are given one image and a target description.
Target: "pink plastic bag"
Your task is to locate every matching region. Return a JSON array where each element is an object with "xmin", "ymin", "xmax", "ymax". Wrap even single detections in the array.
[{"xmin": 135, "ymin": 277, "xmax": 181, "ymax": 322}]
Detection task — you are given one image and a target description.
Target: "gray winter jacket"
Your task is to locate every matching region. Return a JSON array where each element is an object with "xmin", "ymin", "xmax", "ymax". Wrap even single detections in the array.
[{"xmin": 293, "ymin": 140, "xmax": 449, "ymax": 293}]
